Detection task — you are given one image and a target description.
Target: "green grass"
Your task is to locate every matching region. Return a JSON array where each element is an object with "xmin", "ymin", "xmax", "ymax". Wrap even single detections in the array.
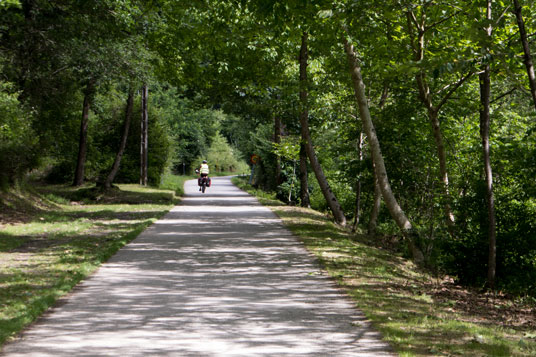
[
  {"xmin": 159, "ymin": 172, "xmax": 197, "ymax": 197},
  {"xmin": 233, "ymin": 176, "xmax": 536, "ymax": 357},
  {"xmin": 0, "ymin": 180, "xmax": 182, "ymax": 345}
]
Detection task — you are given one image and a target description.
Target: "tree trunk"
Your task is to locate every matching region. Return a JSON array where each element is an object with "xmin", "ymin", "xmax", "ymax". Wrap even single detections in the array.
[
  {"xmin": 73, "ymin": 80, "xmax": 95, "ymax": 187},
  {"xmin": 513, "ymin": 0, "xmax": 536, "ymax": 112},
  {"xmin": 299, "ymin": 31, "xmax": 346, "ymax": 225},
  {"xmin": 274, "ymin": 116, "xmax": 282, "ymax": 186},
  {"xmin": 368, "ymin": 167, "xmax": 382, "ymax": 236},
  {"xmin": 343, "ymin": 37, "xmax": 423, "ymax": 262},
  {"xmin": 352, "ymin": 132, "xmax": 364, "ymax": 232},
  {"xmin": 481, "ymin": 0, "xmax": 497, "ymax": 289},
  {"xmin": 140, "ymin": 84, "xmax": 148, "ymax": 186},
  {"xmin": 102, "ymin": 89, "xmax": 134, "ymax": 190},
  {"xmin": 407, "ymin": 12, "xmax": 456, "ymax": 230},
  {"xmin": 428, "ymin": 109, "xmax": 456, "ymax": 227},
  {"xmin": 367, "ymin": 84, "xmax": 389, "ymax": 235},
  {"xmin": 299, "ymin": 142, "xmax": 310, "ymax": 208}
]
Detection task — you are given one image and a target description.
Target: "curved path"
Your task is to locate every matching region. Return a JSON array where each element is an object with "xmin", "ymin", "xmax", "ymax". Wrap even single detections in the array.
[{"xmin": 1, "ymin": 177, "xmax": 395, "ymax": 356}]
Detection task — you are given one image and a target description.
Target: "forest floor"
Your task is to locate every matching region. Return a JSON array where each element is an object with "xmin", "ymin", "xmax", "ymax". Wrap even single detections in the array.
[{"xmin": 233, "ymin": 177, "xmax": 536, "ymax": 356}]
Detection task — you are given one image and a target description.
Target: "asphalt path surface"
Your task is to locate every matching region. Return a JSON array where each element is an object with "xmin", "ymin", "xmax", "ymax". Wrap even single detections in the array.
[{"xmin": 1, "ymin": 176, "xmax": 395, "ymax": 356}]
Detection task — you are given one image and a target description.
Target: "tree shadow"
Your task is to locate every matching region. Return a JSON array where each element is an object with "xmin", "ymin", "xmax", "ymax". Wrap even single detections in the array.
[{"xmin": 1, "ymin": 177, "xmax": 396, "ymax": 356}]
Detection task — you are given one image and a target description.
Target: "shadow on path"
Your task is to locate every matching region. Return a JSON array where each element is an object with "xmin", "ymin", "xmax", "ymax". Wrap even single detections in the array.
[{"xmin": 1, "ymin": 177, "xmax": 395, "ymax": 356}]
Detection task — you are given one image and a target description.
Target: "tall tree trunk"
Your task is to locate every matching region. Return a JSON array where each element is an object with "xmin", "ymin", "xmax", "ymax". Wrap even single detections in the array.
[
  {"xmin": 513, "ymin": 0, "xmax": 536, "ymax": 112},
  {"xmin": 73, "ymin": 80, "xmax": 95, "ymax": 187},
  {"xmin": 428, "ymin": 109, "xmax": 455, "ymax": 225},
  {"xmin": 406, "ymin": 11, "xmax": 458, "ymax": 230},
  {"xmin": 481, "ymin": 0, "xmax": 497, "ymax": 289},
  {"xmin": 274, "ymin": 116, "xmax": 282, "ymax": 186},
  {"xmin": 140, "ymin": 84, "xmax": 148, "ymax": 186},
  {"xmin": 352, "ymin": 132, "xmax": 364, "ymax": 232},
  {"xmin": 299, "ymin": 32, "xmax": 346, "ymax": 225},
  {"xmin": 299, "ymin": 142, "xmax": 310, "ymax": 208},
  {"xmin": 102, "ymin": 89, "xmax": 134, "ymax": 190},
  {"xmin": 343, "ymin": 37, "xmax": 423, "ymax": 262},
  {"xmin": 368, "ymin": 167, "xmax": 382, "ymax": 236}
]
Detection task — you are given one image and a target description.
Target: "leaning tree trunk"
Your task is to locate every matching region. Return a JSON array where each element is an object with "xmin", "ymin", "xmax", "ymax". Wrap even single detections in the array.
[
  {"xmin": 102, "ymin": 89, "xmax": 134, "ymax": 190},
  {"xmin": 299, "ymin": 31, "xmax": 346, "ymax": 225},
  {"xmin": 140, "ymin": 84, "xmax": 148, "ymax": 186},
  {"xmin": 299, "ymin": 142, "xmax": 310, "ymax": 208},
  {"xmin": 343, "ymin": 37, "xmax": 423, "ymax": 262},
  {"xmin": 73, "ymin": 80, "xmax": 95, "ymax": 187},
  {"xmin": 481, "ymin": 0, "xmax": 497, "ymax": 289},
  {"xmin": 513, "ymin": 0, "xmax": 536, "ymax": 112}
]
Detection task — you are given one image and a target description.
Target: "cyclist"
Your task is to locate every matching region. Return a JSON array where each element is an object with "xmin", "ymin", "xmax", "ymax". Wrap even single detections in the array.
[{"xmin": 198, "ymin": 160, "xmax": 210, "ymax": 191}]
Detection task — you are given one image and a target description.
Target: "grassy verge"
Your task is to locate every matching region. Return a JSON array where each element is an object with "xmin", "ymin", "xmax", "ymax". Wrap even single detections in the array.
[
  {"xmin": 0, "ymin": 176, "xmax": 187, "ymax": 345},
  {"xmin": 233, "ymin": 177, "xmax": 536, "ymax": 357},
  {"xmin": 159, "ymin": 172, "xmax": 197, "ymax": 197}
]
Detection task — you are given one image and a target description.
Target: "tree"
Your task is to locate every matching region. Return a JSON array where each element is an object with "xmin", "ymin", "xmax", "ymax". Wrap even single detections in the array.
[
  {"xmin": 343, "ymin": 35, "xmax": 423, "ymax": 262},
  {"xmin": 274, "ymin": 116, "xmax": 282, "ymax": 186},
  {"xmin": 73, "ymin": 80, "xmax": 95, "ymax": 186},
  {"xmin": 140, "ymin": 84, "xmax": 148, "ymax": 186},
  {"xmin": 101, "ymin": 88, "xmax": 134, "ymax": 189},
  {"xmin": 299, "ymin": 142, "xmax": 311, "ymax": 208},
  {"xmin": 479, "ymin": 0, "xmax": 497, "ymax": 289},
  {"xmin": 512, "ymin": 0, "xmax": 536, "ymax": 111},
  {"xmin": 404, "ymin": 2, "xmax": 474, "ymax": 230},
  {"xmin": 300, "ymin": 31, "xmax": 347, "ymax": 225}
]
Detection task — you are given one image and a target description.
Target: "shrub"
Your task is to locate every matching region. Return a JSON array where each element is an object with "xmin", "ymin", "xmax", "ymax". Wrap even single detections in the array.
[{"xmin": 0, "ymin": 82, "xmax": 39, "ymax": 187}]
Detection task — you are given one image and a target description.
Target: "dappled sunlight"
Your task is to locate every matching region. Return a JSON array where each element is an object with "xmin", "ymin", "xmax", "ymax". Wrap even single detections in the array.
[{"xmin": 1, "ymin": 177, "xmax": 394, "ymax": 356}]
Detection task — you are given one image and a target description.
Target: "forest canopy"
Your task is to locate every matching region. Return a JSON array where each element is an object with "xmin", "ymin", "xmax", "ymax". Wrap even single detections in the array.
[{"xmin": 1, "ymin": 0, "xmax": 536, "ymax": 296}]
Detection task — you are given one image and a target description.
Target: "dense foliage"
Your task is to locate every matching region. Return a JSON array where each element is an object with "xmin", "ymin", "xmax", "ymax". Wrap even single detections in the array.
[{"xmin": 1, "ymin": 0, "xmax": 536, "ymax": 295}]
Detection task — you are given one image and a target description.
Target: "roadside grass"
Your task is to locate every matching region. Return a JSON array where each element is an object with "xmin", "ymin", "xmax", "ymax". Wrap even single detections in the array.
[
  {"xmin": 233, "ymin": 177, "xmax": 536, "ymax": 357},
  {"xmin": 0, "ymin": 177, "xmax": 186, "ymax": 346},
  {"xmin": 159, "ymin": 173, "xmax": 197, "ymax": 197}
]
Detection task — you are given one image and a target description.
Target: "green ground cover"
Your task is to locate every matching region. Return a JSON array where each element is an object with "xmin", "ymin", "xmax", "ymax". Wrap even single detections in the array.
[
  {"xmin": 0, "ymin": 175, "xmax": 193, "ymax": 345},
  {"xmin": 233, "ymin": 177, "xmax": 536, "ymax": 357}
]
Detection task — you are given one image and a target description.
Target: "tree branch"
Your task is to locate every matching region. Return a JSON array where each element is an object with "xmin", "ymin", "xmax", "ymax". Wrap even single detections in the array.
[
  {"xmin": 491, "ymin": 87, "xmax": 517, "ymax": 104},
  {"xmin": 495, "ymin": 5, "xmax": 511, "ymax": 27},
  {"xmin": 405, "ymin": 12, "xmax": 419, "ymax": 55},
  {"xmin": 408, "ymin": 10, "xmax": 421, "ymax": 32},
  {"xmin": 424, "ymin": 10, "xmax": 461, "ymax": 32},
  {"xmin": 435, "ymin": 71, "xmax": 474, "ymax": 111}
]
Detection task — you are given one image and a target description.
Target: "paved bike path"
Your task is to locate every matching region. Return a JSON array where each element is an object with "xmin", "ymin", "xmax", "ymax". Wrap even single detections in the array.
[{"xmin": 1, "ymin": 177, "xmax": 395, "ymax": 356}]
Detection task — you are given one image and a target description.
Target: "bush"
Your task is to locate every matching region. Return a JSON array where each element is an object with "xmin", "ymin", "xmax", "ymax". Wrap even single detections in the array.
[
  {"xmin": 496, "ymin": 198, "xmax": 536, "ymax": 295},
  {"xmin": 0, "ymin": 82, "xmax": 39, "ymax": 187},
  {"xmin": 441, "ymin": 180, "xmax": 536, "ymax": 295}
]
